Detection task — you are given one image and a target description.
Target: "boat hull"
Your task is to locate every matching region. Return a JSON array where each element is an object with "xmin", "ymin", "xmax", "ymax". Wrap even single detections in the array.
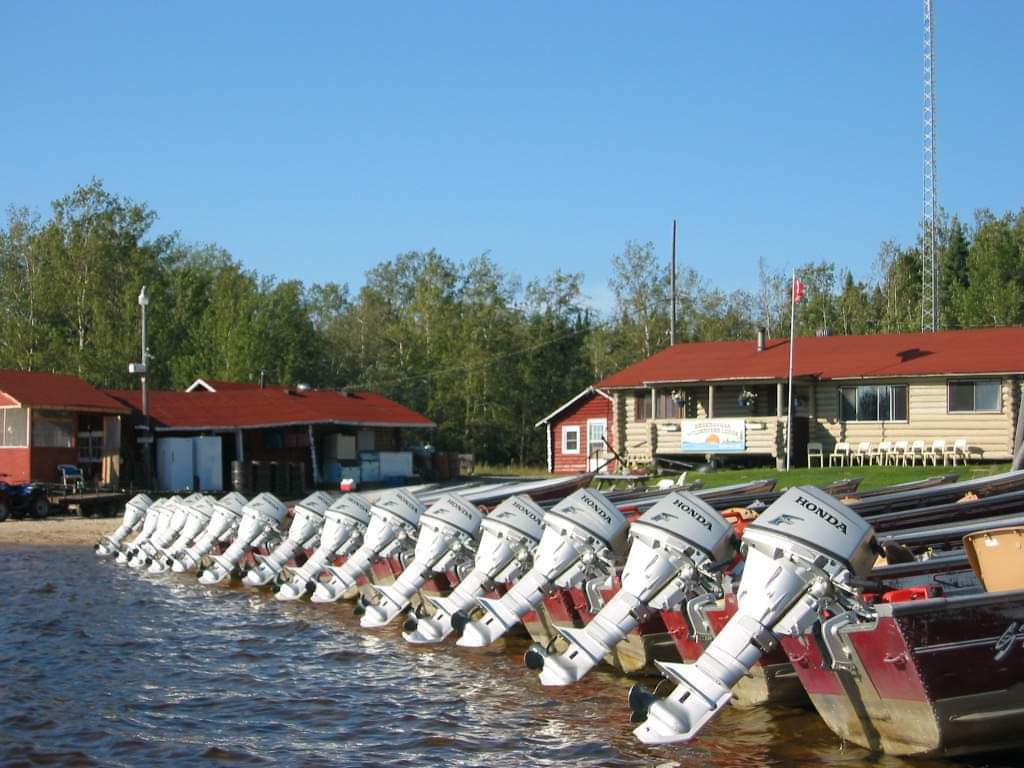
[{"xmin": 779, "ymin": 588, "xmax": 1024, "ymax": 756}]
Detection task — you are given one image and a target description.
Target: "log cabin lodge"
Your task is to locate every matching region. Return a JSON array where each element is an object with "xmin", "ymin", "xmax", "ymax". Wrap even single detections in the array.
[{"xmin": 537, "ymin": 326, "xmax": 1024, "ymax": 474}]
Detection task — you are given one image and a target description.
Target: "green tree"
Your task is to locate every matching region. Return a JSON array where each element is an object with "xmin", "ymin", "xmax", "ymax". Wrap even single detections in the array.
[{"xmin": 958, "ymin": 209, "xmax": 1024, "ymax": 327}]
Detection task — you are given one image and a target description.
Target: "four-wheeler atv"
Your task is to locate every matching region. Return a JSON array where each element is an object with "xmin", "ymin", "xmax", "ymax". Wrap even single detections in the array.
[{"xmin": 0, "ymin": 479, "xmax": 50, "ymax": 521}]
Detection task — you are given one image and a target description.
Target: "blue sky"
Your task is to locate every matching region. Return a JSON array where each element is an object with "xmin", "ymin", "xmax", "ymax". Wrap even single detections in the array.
[{"xmin": 1, "ymin": 2, "xmax": 1021, "ymax": 311}]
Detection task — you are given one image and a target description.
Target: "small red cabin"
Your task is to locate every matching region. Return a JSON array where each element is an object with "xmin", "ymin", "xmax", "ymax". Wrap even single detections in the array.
[
  {"xmin": 536, "ymin": 387, "xmax": 615, "ymax": 474},
  {"xmin": 0, "ymin": 370, "xmax": 129, "ymax": 485}
]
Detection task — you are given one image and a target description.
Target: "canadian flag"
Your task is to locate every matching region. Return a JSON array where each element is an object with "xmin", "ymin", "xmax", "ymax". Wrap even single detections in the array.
[{"xmin": 792, "ymin": 277, "xmax": 806, "ymax": 304}]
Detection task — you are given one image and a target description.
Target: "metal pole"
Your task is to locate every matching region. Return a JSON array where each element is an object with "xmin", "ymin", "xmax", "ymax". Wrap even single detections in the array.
[
  {"xmin": 140, "ymin": 287, "xmax": 149, "ymax": 420},
  {"xmin": 922, "ymin": 0, "xmax": 940, "ymax": 331},
  {"xmin": 1013, "ymin": 382, "xmax": 1024, "ymax": 471},
  {"xmin": 670, "ymin": 219, "xmax": 677, "ymax": 346},
  {"xmin": 139, "ymin": 286, "xmax": 152, "ymax": 489},
  {"xmin": 786, "ymin": 272, "xmax": 796, "ymax": 471}
]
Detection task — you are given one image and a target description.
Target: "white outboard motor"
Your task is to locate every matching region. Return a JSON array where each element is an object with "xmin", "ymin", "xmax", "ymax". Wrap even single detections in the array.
[
  {"xmin": 95, "ymin": 494, "xmax": 153, "ymax": 556},
  {"xmin": 141, "ymin": 493, "xmax": 205, "ymax": 568},
  {"xmin": 631, "ymin": 486, "xmax": 878, "ymax": 745},
  {"xmin": 404, "ymin": 494, "xmax": 545, "ymax": 644},
  {"xmin": 149, "ymin": 496, "xmax": 217, "ymax": 573},
  {"xmin": 310, "ymin": 489, "xmax": 425, "ymax": 604},
  {"xmin": 127, "ymin": 496, "xmax": 185, "ymax": 568},
  {"xmin": 242, "ymin": 491, "xmax": 335, "ymax": 587},
  {"xmin": 198, "ymin": 493, "xmax": 288, "ymax": 585},
  {"xmin": 169, "ymin": 492, "xmax": 248, "ymax": 572},
  {"xmin": 117, "ymin": 498, "xmax": 168, "ymax": 565},
  {"xmin": 274, "ymin": 494, "xmax": 372, "ymax": 601},
  {"xmin": 457, "ymin": 489, "xmax": 628, "ymax": 648},
  {"xmin": 361, "ymin": 493, "xmax": 482, "ymax": 628},
  {"xmin": 530, "ymin": 491, "xmax": 737, "ymax": 686}
]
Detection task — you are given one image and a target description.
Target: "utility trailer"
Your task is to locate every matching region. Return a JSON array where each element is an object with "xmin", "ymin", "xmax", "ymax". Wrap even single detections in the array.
[{"xmin": 48, "ymin": 491, "xmax": 130, "ymax": 518}]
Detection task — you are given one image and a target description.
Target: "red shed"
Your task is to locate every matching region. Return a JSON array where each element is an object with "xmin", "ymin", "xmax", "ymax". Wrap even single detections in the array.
[
  {"xmin": 535, "ymin": 387, "xmax": 615, "ymax": 474},
  {"xmin": 0, "ymin": 370, "xmax": 130, "ymax": 485}
]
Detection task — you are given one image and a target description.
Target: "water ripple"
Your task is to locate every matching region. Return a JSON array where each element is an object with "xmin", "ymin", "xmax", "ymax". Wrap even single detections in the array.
[{"xmin": 0, "ymin": 547, "xmax": 1011, "ymax": 767}]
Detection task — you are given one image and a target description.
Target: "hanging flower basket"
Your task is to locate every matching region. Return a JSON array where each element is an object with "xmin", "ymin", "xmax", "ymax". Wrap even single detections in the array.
[{"xmin": 738, "ymin": 389, "xmax": 757, "ymax": 409}]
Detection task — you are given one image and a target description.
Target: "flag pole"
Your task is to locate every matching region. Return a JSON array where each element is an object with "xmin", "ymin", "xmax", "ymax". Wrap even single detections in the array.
[{"xmin": 786, "ymin": 271, "xmax": 797, "ymax": 471}]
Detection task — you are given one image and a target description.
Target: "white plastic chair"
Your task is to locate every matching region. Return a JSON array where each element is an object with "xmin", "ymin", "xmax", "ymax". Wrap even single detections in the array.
[
  {"xmin": 852, "ymin": 441, "xmax": 872, "ymax": 466},
  {"xmin": 870, "ymin": 440, "xmax": 892, "ymax": 466},
  {"xmin": 907, "ymin": 440, "xmax": 926, "ymax": 466},
  {"xmin": 807, "ymin": 442, "xmax": 824, "ymax": 467},
  {"xmin": 923, "ymin": 439, "xmax": 946, "ymax": 466},
  {"xmin": 829, "ymin": 442, "xmax": 851, "ymax": 467},
  {"xmin": 891, "ymin": 440, "xmax": 910, "ymax": 466},
  {"xmin": 945, "ymin": 438, "xmax": 969, "ymax": 465}
]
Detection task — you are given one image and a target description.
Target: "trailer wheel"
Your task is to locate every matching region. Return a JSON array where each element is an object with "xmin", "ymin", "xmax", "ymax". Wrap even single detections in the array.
[
  {"xmin": 31, "ymin": 497, "xmax": 50, "ymax": 519},
  {"xmin": 0, "ymin": 501, "xmax": 8, "ymax": 522}
]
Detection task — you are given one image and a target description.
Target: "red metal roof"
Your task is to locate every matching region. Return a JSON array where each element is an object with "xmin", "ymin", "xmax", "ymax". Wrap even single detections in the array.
[
  {"xmin": 597, "ymin": 327, "xmax": 1024, "ymax": 389},
  {"xmin": 0, "ymin": 370, "xmax": 129, "ymax": 412},
  {"xmin": 106, "ymin": 386, "xmax": 435, "ymax": 431}
]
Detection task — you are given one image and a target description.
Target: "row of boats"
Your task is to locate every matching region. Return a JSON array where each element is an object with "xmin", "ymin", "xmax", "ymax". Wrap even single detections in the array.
[{"xmin": 93, "ymin": 470, "xmax": 1024, "ymax": 758}]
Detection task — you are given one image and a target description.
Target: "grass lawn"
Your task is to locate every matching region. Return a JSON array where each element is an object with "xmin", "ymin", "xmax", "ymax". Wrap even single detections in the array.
[
  {"xmin": 662, "ymin": 462, "xmax": 1013, "ymax": 492},
  {"xmin": 473, "ymin": 462, "xmax": 552, "ymax": 477}
]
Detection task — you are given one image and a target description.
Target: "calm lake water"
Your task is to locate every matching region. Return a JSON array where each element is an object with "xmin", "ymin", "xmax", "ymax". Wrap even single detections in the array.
[{"xmin": 0, "ymin": 546, "xmax": 1012, "ymax": 767}]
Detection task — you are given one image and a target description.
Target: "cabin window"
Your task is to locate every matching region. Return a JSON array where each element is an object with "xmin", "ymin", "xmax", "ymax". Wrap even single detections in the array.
[
  {"xmin": 948, "ymin": 379, "xmax": 1001, "ymax": 413},
  {"xmin": 655, "ymin": 391, "xmax": 684, "ymax": 419},
  {"xmin": 32, "ymin": 410, "xmax": 74, "ymax": 448},
  {"xmin": 561, "ymin": 425, "xmax": 580, "ymax": 454},
  {"xmin": 633, "ymin": 392, "xmax": 651, "ymax": 422},
  {"xmin": 0, "ymin": 407, "xmax": 29, "ymax": 447},
  {"xmin": 838, "ymin": 385, "xmax": 907, "ymax": 422}
]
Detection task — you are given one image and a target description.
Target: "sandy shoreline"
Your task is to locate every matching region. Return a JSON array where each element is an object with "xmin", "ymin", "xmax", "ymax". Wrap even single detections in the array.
[{"xmin": 0, "ymin": 517, "xmax": 115, "ymax": 547}]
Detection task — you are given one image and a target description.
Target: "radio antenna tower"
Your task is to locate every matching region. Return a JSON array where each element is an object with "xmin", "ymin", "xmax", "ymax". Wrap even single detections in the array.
[{"xmin": 922, "ymin": 0, "xmax": 940, "ymax": 331}]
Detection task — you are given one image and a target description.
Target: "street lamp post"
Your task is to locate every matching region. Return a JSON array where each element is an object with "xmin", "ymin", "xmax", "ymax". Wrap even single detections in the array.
[{"xmin": 129, "ymin": 287, "xmax": 152, "ymax": 488}]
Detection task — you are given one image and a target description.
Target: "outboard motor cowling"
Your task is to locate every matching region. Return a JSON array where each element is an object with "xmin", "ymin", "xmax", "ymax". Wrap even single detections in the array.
[
  {"xmin": 632, "ymin": 486, "xmax": 877, "ymax": 745},
  {"xmin": 275, "ymin": 493, "xmax": 372, "ymax": 601},
  {"xmin": 457, "ymin": 489, "xmax": 627, "ymax": 648},
  {"xmin": 198, "ymin": 493, "xmax": 288, "ymax": 585},
  {"xmin": 361, "ymin": 493, "xmax": 482, "ymax": 628},
  {"xmin": 96, "ymin": 494, "xmax": 153, "ymax": 556},
  {"xmin": 170, "ymin": 492, "xmax": 248, "ymax": 572},
  {"xmin": 404, "ymin": 494, "xmax": 545, "ymax": 644},
  {"xmin": 532, "ymin": 491, "xmax": 736, "ymax": 685},
  {"xmin": 242, "ymin": 491, "xmax": 335, "ymax": 587},
  {"xmin": 310, "ymin": 489, "xmax": 425, "ymax": 603}
]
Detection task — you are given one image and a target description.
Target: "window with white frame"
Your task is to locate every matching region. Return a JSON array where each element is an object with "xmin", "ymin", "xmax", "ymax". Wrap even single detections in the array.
[
  {"xmin": 948, "ymin": 379, "xmax": 1001, "ymax": 413},
  {"xmin": 0, "ymin": 408, "xmax": 29, "ymax": 447},
  {"xmin": 562, "ymin": 425, "xmax": 580, "ymax": 454}
]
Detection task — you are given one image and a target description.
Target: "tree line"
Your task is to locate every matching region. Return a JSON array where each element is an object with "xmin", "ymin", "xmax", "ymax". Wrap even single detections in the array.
[{"xmin": 2, "ymin": 180, "xmax": 1022, "ymax": 465}]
